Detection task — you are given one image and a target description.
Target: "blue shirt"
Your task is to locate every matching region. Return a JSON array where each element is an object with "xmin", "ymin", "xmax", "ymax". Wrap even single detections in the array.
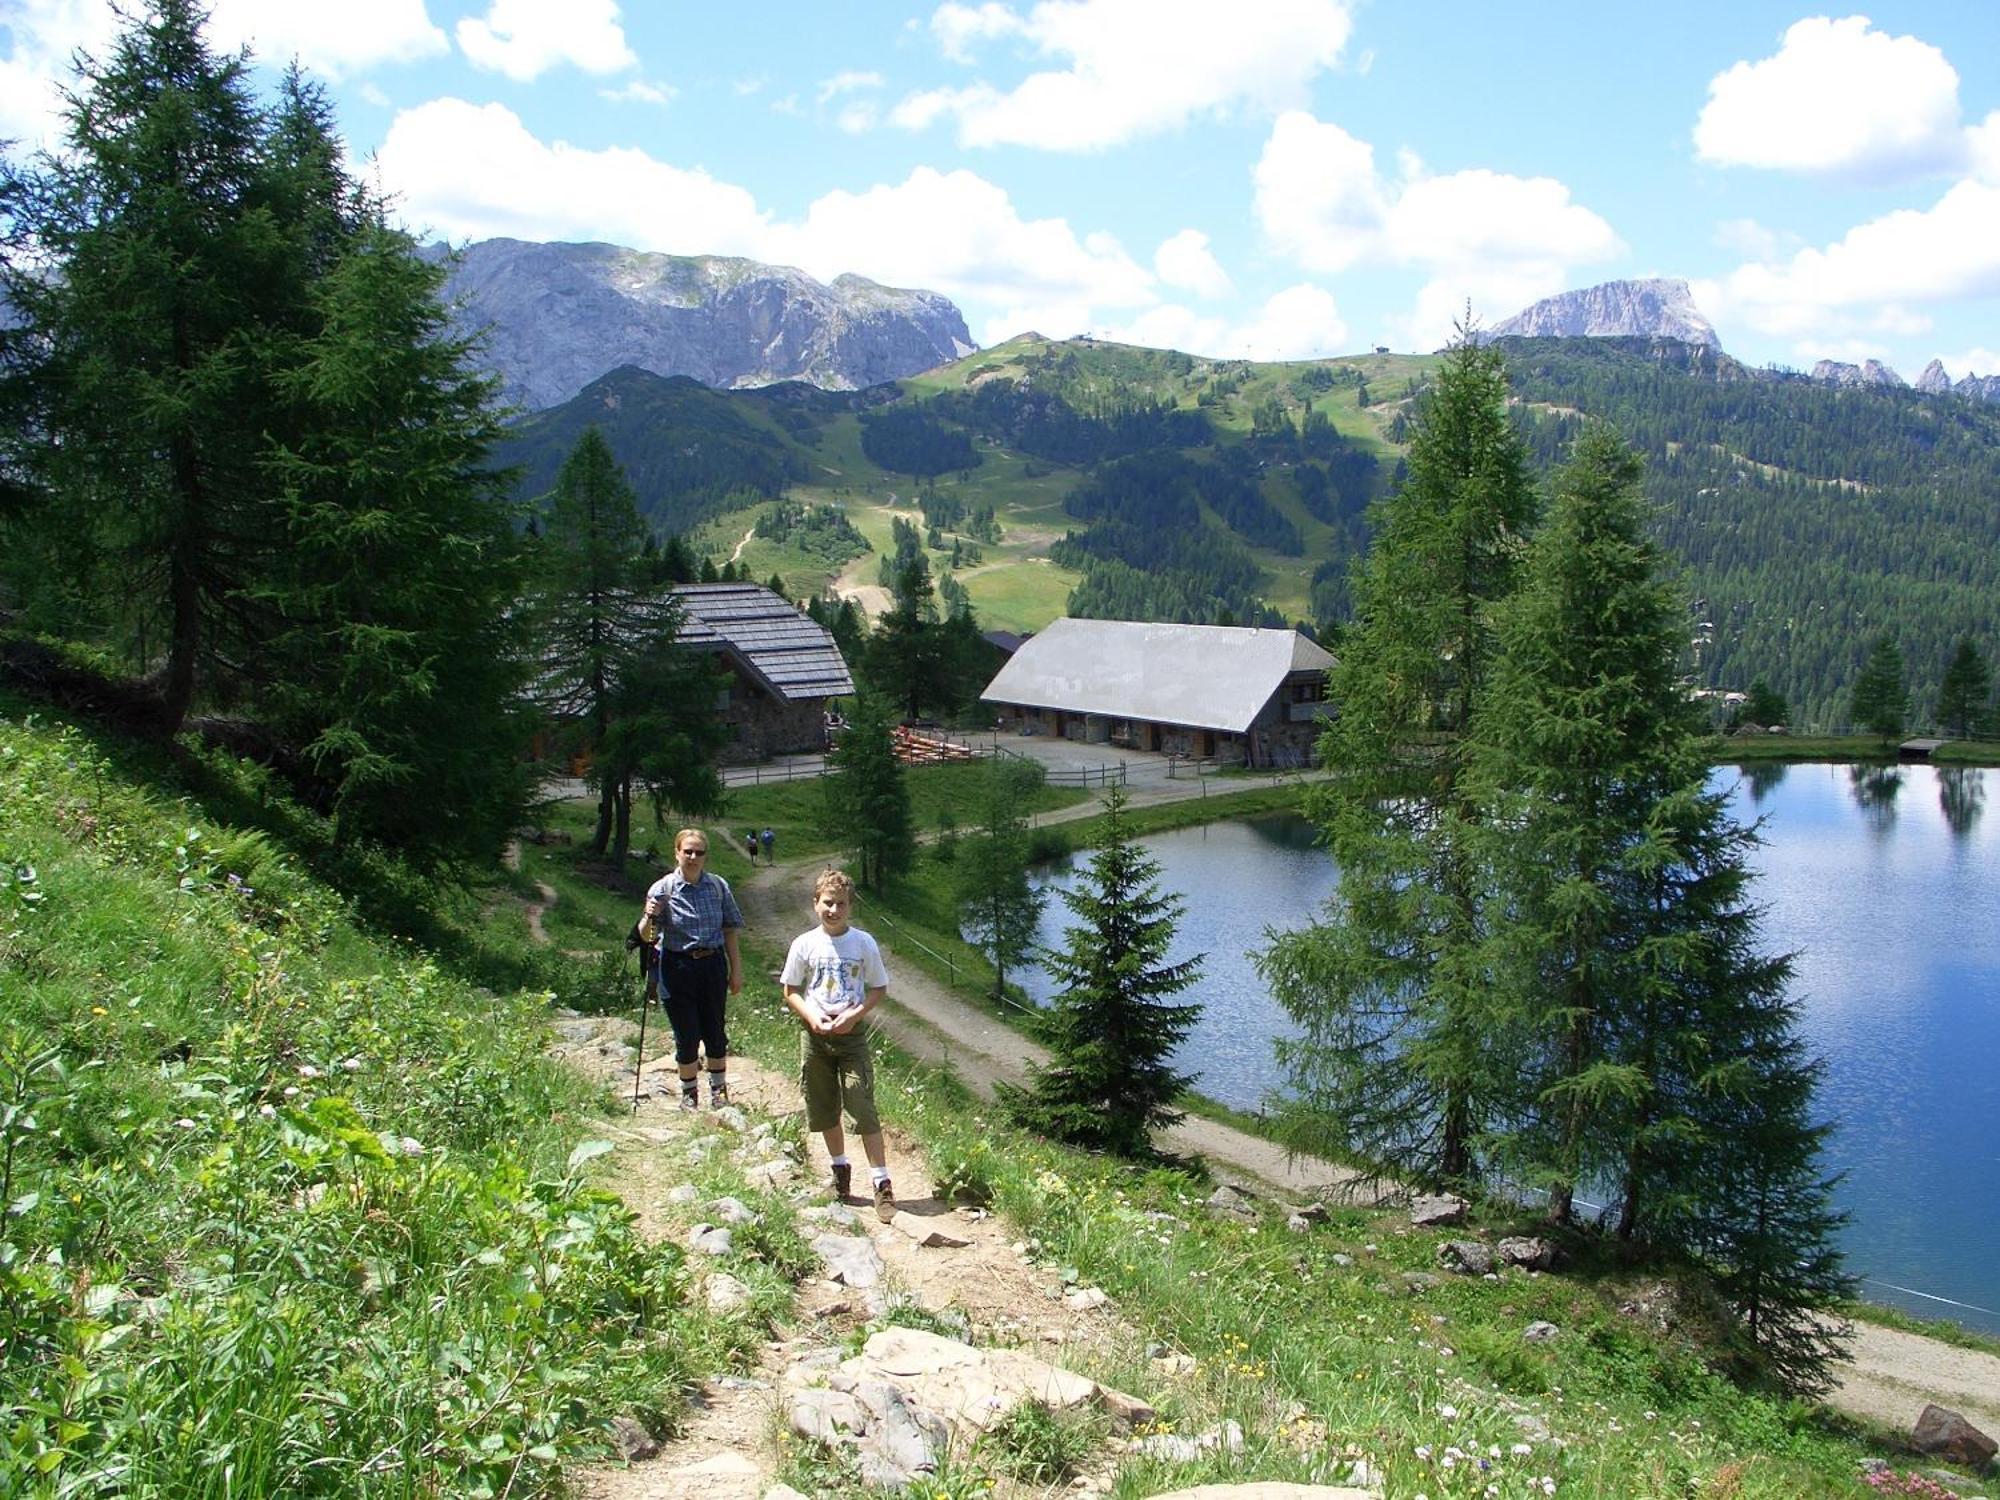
[{"xmin": 645, "ymin": 870, "xmax": 743, "ymax": 953}]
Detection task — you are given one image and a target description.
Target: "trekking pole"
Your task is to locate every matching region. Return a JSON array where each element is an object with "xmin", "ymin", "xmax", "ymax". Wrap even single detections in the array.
[{"xmin": 632, "ymin": 971, "xmax": 650, "ymax": 1112}]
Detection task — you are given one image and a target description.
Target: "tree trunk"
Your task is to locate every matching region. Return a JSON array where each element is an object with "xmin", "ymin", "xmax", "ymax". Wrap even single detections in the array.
[
  {"xmin": 591, "ymin": 776, "xmax": 614, "ymax": 856},
  {"xmin": 161, "ymin": 435, "xmax": 203, "ymax": 735},
  {"xmin": 610, "ymin": 775, "xmax": 631, "ymax": 868}
]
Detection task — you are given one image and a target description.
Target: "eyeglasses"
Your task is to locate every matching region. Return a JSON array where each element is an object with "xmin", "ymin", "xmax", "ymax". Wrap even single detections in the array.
[{"xmin": 680, "ymin": 848, "xmax": 708, "ymax": 858}]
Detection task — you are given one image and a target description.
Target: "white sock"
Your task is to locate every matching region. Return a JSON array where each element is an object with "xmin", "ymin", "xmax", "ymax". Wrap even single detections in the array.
[
  {"xmin": 871, "ymin": 1166, "xmax": 890, "ymax": 1187},
  {"xmin": 830, "ymin": 1155, "xmax": 850, "ymax": 1167}
]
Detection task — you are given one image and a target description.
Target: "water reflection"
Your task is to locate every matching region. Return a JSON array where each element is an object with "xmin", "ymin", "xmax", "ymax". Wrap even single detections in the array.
[
  {"xmin": 1740, "ymin": 761, "xmax": 1790, "ymax": 802},
  {"xmin": 1847, "ymin": 763, "xmax": 1903, "ymax": 832},
  {"xmin": 1938, "ymin": 767, "xmax": 1986, "ymax": 839}
]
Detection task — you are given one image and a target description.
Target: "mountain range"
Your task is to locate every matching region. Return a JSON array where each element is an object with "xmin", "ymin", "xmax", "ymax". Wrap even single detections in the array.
[{"xmin": 429, "ymin": 238, "xmax": 973, "ymax": 412}]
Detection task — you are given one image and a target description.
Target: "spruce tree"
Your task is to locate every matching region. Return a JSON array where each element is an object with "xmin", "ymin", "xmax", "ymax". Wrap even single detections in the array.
[
  {"xmin": 823, "ymin": 692, "xmax": 914, "ymax": 890},
  {"xmin": 955, "ymin": 759, "xmax": 1047, "ymax": 1002},
  {"xmin": 1002, "ymin": 786, "xmax": 1203, "ymax": 1156},
  {"xmin": 1259, "ymin": 330, "xmax": 1537, "ymax": 1188},
  {"xmin": 1936, "ymin": 638, "xmax": 1992, "ymax": 738},
  {"xmin": 1849, "ymin": 635, "xmax": 1906, "ymax": 741},
  {"xmin": 1471, "ymin": 426, "xmax": 1851, "ymax": 1390}
]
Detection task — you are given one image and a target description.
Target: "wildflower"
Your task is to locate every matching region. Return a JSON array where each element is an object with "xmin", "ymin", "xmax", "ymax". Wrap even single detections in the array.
[
  {"xmin": 400, "ymin": 1137, "xmax": 424, "ymax": 1157},
  {"xmin": 298, "ymin": 1064, "xmax": 320, "ymax": 1079},
  {"xmin": 91, "ymin": 1006, "xmax": 107, "ymax": 1015},
  {"xmin": 1539, "ymin": 1478, "xmax": 1557, "ymax": 1495},
  {"xmin": 1415, "ymin": 1444, "xmax": 1432, "ymax": 1461},
  {"xmin": 1439, "ymin": 1404, "xmax": 1459, "ymax": 1420},
  {"xmin": 283, "ymin": 1086, "xmax": 299, "ymax": 1098},
  {"xmin": 342, "ymin": 1056, "xmax": 362, "ymax": 1072},
  {"xmin": 174, "ymin": 1117, "xmax": 196, "ymax": 1130},
  {"xmin": 258, "ymin": 1104, "xmax": 276, "ymax": 1119},
  {"xmin": 1512, "ymin": 1443, "xmax": 1534, "ymax": 1457}
]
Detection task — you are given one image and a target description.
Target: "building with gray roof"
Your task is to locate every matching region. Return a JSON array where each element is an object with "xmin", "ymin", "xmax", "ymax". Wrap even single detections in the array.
[
  {"xmin": 980, "ymin": 617, "xmax": 1334, "ymax": 768},
  {"xmin": 673, "ymin": 582, "xmax": 853, "ymax": 760}
]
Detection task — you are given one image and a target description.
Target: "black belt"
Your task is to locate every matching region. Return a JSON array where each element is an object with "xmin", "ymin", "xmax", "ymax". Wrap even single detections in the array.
[{"xmin": 670, "ymin": 946, "xmax": 720, "ymax": 960}]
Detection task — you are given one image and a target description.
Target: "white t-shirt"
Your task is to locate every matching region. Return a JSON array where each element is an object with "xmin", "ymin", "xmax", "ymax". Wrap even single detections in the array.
[{"xmin": 781, "ymin": 925, "xmax": 890, "ymax": 1023}]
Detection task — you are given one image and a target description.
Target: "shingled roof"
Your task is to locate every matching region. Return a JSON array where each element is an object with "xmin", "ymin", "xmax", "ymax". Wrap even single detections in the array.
[
  {"xmin": 672, "ymin": 583, "xmax": 854, "ymax": 702},
  {"xmin": 981, "ymin": 617, "xmax": 1333, "ymax": 734}
]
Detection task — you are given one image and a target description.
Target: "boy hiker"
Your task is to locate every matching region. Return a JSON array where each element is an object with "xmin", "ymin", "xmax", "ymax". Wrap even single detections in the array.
[
  {"xmin": 641, "ymin": 828, "xmax": 744, "ymax": 1110},
  {"xmin": 781, "ymin": 868, "xmax": 896, "ymax": 1221}
]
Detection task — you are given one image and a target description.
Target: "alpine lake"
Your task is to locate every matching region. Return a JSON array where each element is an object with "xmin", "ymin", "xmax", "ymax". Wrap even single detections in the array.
[{"xmin": 1016, "ymin": 762, "xmax": 2000, "ymax": 1336}]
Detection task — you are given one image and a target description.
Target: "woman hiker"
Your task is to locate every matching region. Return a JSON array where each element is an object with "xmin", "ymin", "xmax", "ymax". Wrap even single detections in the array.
[{"xmin": 640, "ymin": 828, "xmax": 744, "ymax": 1109}]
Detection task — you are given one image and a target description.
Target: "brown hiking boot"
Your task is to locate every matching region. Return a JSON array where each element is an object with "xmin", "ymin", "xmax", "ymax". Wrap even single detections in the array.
[
  {"xmin": 831, "ymin": 1162, "xmax": 852, "ymax": 1201},
  {"xmin": 873, "ymin": 1178, "xmax": 896, "ymax": 1222}
]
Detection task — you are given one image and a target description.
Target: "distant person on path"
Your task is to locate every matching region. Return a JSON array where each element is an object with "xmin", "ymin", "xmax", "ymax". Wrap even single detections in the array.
[
  {"xmin": 641, "ymin": 829, "xmax": 743, "ymax": 1109},
  {"xmin": 760, "ymin": 826, "xmax": 775, "ymax": 866},
  {"xmin": 744, "ymin": 829, "xmax": 759, "ymax": 862},
  {"xmin": 781, "ymin": 868, "xmax": 896, "ymax": 1221}
]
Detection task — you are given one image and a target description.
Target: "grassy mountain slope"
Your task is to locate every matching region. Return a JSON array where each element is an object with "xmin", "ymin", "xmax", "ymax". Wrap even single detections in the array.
[{"xmin": 496, "ymin": 335, "xmax": 1999, "ymax": 728}]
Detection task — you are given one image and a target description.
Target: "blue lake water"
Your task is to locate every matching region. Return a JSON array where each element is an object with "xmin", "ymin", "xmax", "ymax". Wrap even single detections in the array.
[{"xmin": 1016, "ymin": 764, "xmax": 2000, "ymax": 1334}]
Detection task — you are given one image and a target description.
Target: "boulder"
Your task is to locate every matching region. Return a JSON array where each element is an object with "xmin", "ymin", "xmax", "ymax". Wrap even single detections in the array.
[
  {"xmin": 607, "ymin": 1413, "xmax": 659, "ymax": 1461},
  {"xmin": 1065, "ymin": 1287, "xmax": 1110, "ymax": 1312},
  {"xmin": 1097, "ymin": 1386, "xmax": 1157, "ymax": 1429},
  {"xmin": 786, "ymin": 1386, "xmax": 867, "ymax": 1443},
  {"xmin": 1497, "ymin": 1235, "xmax": 1558, "ymax": 1271},
  {"xmin": 1438, "ymin": 1240, "xmax": 1496, "ymax": 1276},
  {"xmin": 705, "ymin": 1273, "xmax": 751, "ymax": 1314},
  {"xmin": 1522, "ymin": 1320, "xmax": 1560, "ymax": 1343},
  {"xmin": 687, "ymin": 1224, "xmax": 733, "ymax": 1256},
  {"xmin": 665, "ymin": 1183, "xmax": 699, "ymax": 1203},
  {"xmin": 1910, "ymin": 1405, "xmax": 1996, "ymax": 1470},
  {"xmin": 1206, "ymin": 1184, "xmax": 1260, "ymax": 1223},
  {"xmin": 1409, "ymin": 1194, "xmax": 1468, "ymax": 1228},
  {"xmin": 707, "ymin": 1195, "xmax": 759, "ymax": 1225}
]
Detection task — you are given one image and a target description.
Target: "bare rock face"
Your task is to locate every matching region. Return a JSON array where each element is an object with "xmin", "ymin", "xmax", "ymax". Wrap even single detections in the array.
[
  {"xmin": 430, "ymin": 237, "xmax": 975, "ymax": 411},
  {"xmin": 1810, "ymin": 358, "xmax": 1906, "ymax": 389},
  {"xmin": 1916, "ymin": 358, "xmax": 1954, "ymax": 394},
  {"xmin": 1489, "ymin": 278, "xmax": 1720, "ymax": 347}
]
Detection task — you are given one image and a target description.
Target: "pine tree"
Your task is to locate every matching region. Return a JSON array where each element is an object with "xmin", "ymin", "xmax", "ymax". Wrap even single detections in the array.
[
  {"xmin": 1259, "ymin": 330, "xmax": 1537, "ymax": 1189},
  {"xmin": 1002, "ymin": 787, "xmax": 1203, "ymax": 1155},
  {"xmin": 1849, "ymin": 635, "xmax": 1906, "ymax": 740},
  {"xmin": 822, "ymin": 692, "xmax": 914, "ymax": 890},
  {"xmin": 955, "ymin": 759, "xmax": 1047, "ymax": 1002},
  {"xmin": 1936, "ymin": 638, "xmax": 1992, "ymax": 738},
  {"xmin": 1472, "ymin": 426, "xmax": 1851, "ymax": 1391},
  {"xmin": 2, "ymin": 0, "xmax": 284, "ymax": 729}
]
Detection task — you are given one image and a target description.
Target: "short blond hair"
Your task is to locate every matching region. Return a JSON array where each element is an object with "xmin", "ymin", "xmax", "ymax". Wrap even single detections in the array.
[
  {"xmin": 674, "ymin": 827, "xmax": 708, "ymax": 853},
  {"xmin": 812, "ymin": 867, "xmax": 855, "ymax": 902}
]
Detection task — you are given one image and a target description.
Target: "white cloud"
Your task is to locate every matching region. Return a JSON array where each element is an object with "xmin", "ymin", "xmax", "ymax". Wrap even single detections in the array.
[
  {"xmin": 209, "ymin": 0, "xmax": 447, "ymax": 77},
  {"xmin": 1153, "ymin": 229, "xmax": 1231, "ymax": 298},
  {"xmin": 1103, "ymin": 283, "xmax": 1347, "ymax": 359},
  {"xmin": 1101, "ymin": 304, "xmax": 1230, "ymax": 353},
  {"xmin": 1253, "ymin": 109, "xmax": 1620, "ymax": 345},
  {"xmin": 818, "ymin": 70, "xmax": 884, "ymax": 104},
  {"xmin": 901, "ymin": 0, "xmax": 1352, "ymax": 150},
  {"xmin": 599, "ymin": 79, "xmax": 674, "ymax": 106},
  {"xmin": 1712, "ymin": 217, "xmax": 1793, "ymax": 262},
  {"xmin": 375, "ymin": 98, "xmax": 770, "ymax": 250},
  {"xmin": 457, "ymin": 0, "xmax": 636, "ymax": 82},
  {"xmin": 1707, "ymin": 177, "xmax": 2000, "ymax": 342},
  {"xmin": 1938, "ymin": 348, "xmax": 2000, "ymax": 380},
  {"xmin": 836, "ymin": 103, "xmax": 878, "ymax": 134},
  {"xmin": 374, "ymin": 102, "xmax": 1154, "ymax": 338},
  {"xmin": 1693, "ymin": 15, "xmax": 1965, "ymax": 181}
]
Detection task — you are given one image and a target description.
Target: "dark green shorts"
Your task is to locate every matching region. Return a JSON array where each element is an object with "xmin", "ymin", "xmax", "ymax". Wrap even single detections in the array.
[{"xmin": 800, "ymin": 1028, "xmax": 879, "ymax": 1134}]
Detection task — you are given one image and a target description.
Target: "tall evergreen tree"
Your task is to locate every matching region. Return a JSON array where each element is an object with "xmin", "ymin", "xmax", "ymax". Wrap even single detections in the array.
[
  {"xmin": 1471, "ymin": 426, "xmax": 1850, "ymax": 1391},
  {"xmin": 1849, "ymin": 635, "xmax": 1907, "ymax": 740},
  {"xmin": 822, "ymin": 692, "xmax": 914, "ymax": 890},
  {"xmin": 1259, "ymin": 330, "xmax": 1537, "ymax": 1189},
  {"xmin": 1001, "ymin": 787, "xmax": 1203, "ymax": 1156},
  {"xmin": 955, "ymin": 759, "xmax": 1047, "ymax": 1002},
  {"xmin": 1936, "ymin": 638, "xmax": 1992, "ymax": 738},
  {"xmin": 865, "ymin": 555, "xmax": 950, "ymax": 720},
  {"xmin": 2, "ymin": 0, "xmax": 288, "ymax": 729}
]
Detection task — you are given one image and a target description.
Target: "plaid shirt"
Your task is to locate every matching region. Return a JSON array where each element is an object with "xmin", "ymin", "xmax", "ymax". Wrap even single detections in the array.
[{"xmin": 645, "ymin": 870, "xmax": 743, "ymax": 953}]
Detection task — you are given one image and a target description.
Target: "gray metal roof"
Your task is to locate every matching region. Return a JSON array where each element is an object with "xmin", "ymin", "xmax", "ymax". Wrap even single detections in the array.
[
  {"xmin": 980, "ymin": 617, "xmax": 1334, "ymax": 734},
  {"xmin": 673, "ymin": 583, "xmax": 854, "ymax": 702}
]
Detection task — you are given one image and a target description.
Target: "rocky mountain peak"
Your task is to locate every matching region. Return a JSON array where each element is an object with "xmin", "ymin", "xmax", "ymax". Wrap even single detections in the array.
[
  {"xmin": 428, "ymin": 238, "xmax": 975, "ymax": 412},
  {"xmin": 1810, "ymin": 358, "xmax": 1906, "ymax": 390},
  {"xmin": 1488, "ymin": 278, "xmax": 1720, "ymax": 347},
  {"xmin": 1916, "ymin": 358, "xmax": 1953, "ymax": 395}
]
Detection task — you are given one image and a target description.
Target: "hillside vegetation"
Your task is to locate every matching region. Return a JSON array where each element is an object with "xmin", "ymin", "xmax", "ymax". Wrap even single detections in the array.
[{"xmin": 502, "ymin": 333, "xmax": 1998, "ymax": 731}]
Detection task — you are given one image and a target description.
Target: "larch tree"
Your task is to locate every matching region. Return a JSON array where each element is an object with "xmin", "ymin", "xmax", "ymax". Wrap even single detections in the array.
[
  {"xmin": 1002, "ymin": 786, "xmax": 1203, "ymax": 1157},
  {"xmin": 1258, "ymin": 330, "xmax": 1537, "ymax": 1190},
  {"xmin": 1849, "ymin": 635, "xmax": 1907, "ymax": 741},
  {"xmin": 822, "ymin": 692, "xmax": 914, "ymax": 891}
]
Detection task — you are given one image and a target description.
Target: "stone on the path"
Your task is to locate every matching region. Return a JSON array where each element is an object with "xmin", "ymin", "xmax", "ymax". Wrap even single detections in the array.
[
  {"xmin": 1910, "ymin": 1404, "xmax": 1996, "ymax": 1470},
  {"xmin": 1133, "ymin": 1419, "xmax": 1245, "ymax": 1464},
  {"xmin": 812, "ymin": 1232, "xmax": 886, "ymax": 1288},
  {"xmin": 608, "ymin": 1413, "xmax": 660, "ymax": 1461},
  {"xmin": 805, "ymin": 1202, "xmax": 860, "ymax": 1229},
  {"xmin": 1331, "ymin": 1252, "xmax": 1354, "ymax": 1267},
  {"xmin": 1141, "ymin": 1486, "xmax": 1376, "ymax": 1500},
  {"xmin": 1287, "ymin": 1201, "xmax": 1331, "ymax": 1224},
  {"xmin": 1498, "ymin": 1235, "xmax": 1558, "ymax": 1271},
  {"xmin": 685, "ymin": 1136, "xmax": 721, "ymax": 1160},
  {"xmin": 1522, "ymin": 1320, "xmax": 1559, "ymax": 1343},
  {"xmin": 745, "ymin": 1159, "xmax": 796, "ymax": 1189},
  {"xmin": 850, "ymin": 1378, "xmax": 946, "ymax": 1486},
  {"xmin": 786, "ymin": 1386, "xmax": 868, "ymax": 1443},
  {"xmin": 842, "ymin": 1326, "xmax": 1097, "ymax": 1435},
  {"xmin": 708, "ymin": 1195, "xmax": 759, "ymax": 1225},
  {"xmin": 1438, "ymin": 1239, "xmax": 1495, "ymax": 1276},
  {"xmin": 713, "ymin": 1105, "xmax": 749, "ymax": 1131},
  {"xmin": 762, "ymin": 1487, "xmax": 813, "ymax": 1500},
  {"xmin": 1065, "ymin": 1287, "xmax": 1110, "ymax": 1311},
  {"xmin": 666, "ymin": 1183, "xmax": 699, "ymax": 1204},
  {"xmin": 891, "ymin": 1215, "xmax": 972, "ymax": 1249},
  {"xmin": 705, "ymin": 1273, "xmax": 751, "ymax": 1313},
  {"xmin": 688, "ymin": 1224, "xmax": 733, "ymax": 1256},
  {"xmin": 1409, "ymin": 1193, "xmax": 1468, "ymax": 1228}
]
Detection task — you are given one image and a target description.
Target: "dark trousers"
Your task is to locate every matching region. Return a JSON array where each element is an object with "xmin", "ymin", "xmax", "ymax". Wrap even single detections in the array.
[{"xmin": 661, "ymin": 949, "xmax": 728, "ymax": 1067}]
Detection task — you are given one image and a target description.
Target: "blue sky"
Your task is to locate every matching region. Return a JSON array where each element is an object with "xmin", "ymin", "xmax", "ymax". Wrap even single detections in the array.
[{"xmin": 8, "ymin": 1, "xmax": 2000, "ymax": 379}]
